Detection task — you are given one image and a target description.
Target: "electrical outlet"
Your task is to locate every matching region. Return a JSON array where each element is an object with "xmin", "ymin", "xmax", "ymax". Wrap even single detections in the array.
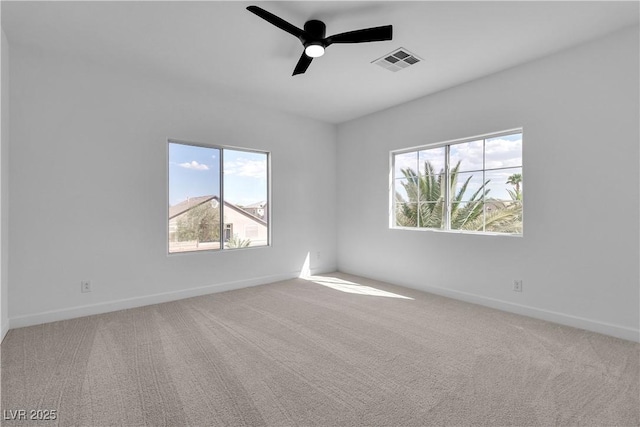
[
  {"xmin": 81, "ymin": 280, "xmax": 91, "ymax": 293},
  {"xmin": 316, "ymin": 251, "xmax": 321, "ymax": 260},
  {"xmin": 513, "ymin": 280, "xmax": 523, "ymax": 292}
]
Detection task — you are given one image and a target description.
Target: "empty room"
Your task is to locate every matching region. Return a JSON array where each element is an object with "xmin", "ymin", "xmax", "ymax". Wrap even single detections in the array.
[{"xmin": 0, "ymin": 1, "xmax": 638, "ymax": 426}]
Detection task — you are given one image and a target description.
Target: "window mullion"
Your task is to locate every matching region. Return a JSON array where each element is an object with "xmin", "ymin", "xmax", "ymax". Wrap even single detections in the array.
[
  {"xmin": 482, "ymin": 139, "xmax": 486, "ymax": 232},
  {"xmin": 391, "ymin": 155, "xmax": 396, "ymax": 228},
  {"xmin": 416, "ymin": 155, "xmax": 421, "ymax": 228},
  {"xmin": 219, "ymin": 149, "xmax": 225, "ymax": 250},
  {"xmin": 444, "ymin": 145, "xmax": 450, "ymax": 230}
]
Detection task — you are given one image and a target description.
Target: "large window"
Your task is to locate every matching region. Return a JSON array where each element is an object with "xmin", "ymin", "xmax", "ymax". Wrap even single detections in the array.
[
  {"xmin": 168, "ymin": 141, "xmax": 269, "ymax": 253},
  {"xmin": 392, "ymin": 130, "xmax": 522, "ymax": 235}
]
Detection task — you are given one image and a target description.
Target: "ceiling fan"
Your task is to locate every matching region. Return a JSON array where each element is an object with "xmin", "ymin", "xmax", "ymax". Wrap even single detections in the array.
[{"xmin": 246, "ymin": 5, "xmax": 393, "ymax": 76}]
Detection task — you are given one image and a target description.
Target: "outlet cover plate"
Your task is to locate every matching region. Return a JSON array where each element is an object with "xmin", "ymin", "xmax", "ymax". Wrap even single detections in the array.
[
  {"xmin": 513, "ymin": 280, "xmax": 523, "ymax": 292},
  {"xmin": 81, "ymin": 281, "xmax": 91, "ymax": 293}
]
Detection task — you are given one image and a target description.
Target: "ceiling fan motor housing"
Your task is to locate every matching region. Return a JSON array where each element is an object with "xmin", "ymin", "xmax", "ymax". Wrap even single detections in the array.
[{"xmin": 302, "ymin": 20, "xmax": 327, "ymax": 48}]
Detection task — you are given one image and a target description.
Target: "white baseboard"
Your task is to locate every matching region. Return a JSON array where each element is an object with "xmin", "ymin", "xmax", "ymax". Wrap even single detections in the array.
[
  {"xmin": 446, "ymin": 290, "xmax": 639, "ymax": 343},
  {"xmin": 11, "ymin": 267, "xmax": 634, "ymax": 343},
  {"xmin": 341, "ymin": 270, "xmax": 640, "ymax": 343},
  {"xmin": 9, "ymin": 271, "xmax": 303, "ymax": 330}
]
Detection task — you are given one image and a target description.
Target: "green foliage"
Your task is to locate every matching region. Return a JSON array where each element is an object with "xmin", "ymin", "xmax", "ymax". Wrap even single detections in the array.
[
  {"xmin": 506, "ymin": 173, "xmax": 522, "ymax": 190},
  {"xmin": 506, "ymin": 173, "xmax": 522, "ymax": 201},
  {"xmin": 396, "ymin": 160, "xmax": 489, "ymax": 229},
  {"xmin": 464, "ymin": 199, "xmax": 522, "ymax": 234},
  {"xmin": 227, "ymin": 234, "xmax": 251, "ymax": 248},
  {"xmin": 395, "ymin": 161, "xmax": 522, "ymax": 233},
  {"xmin": 176, "ymin": 202, "xmax": 220, "ymax": 243}
]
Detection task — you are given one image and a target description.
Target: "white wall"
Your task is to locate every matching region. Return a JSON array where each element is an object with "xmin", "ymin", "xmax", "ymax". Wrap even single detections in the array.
[
  {"xmin": 8, "ymin": 43, "xmax": 337, "ymax": 327},
  {"xmin": 1, "ymin": 29, "xmax": 9, "ymax": 342},
  {"xmin": 337, "ymin": 26, "xmax": 640, "ymax": 341}
]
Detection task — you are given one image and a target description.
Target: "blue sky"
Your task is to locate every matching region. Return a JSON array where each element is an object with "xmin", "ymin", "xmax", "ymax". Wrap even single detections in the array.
[{"xmin": 169, "ymin": 143, "xmax": 267, "ymax": 207}]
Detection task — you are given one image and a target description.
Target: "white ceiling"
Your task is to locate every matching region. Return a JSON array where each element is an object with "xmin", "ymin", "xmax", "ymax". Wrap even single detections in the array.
[{"xmin": 2, "ymin": 1, "xmax": 639, "ymax": 124}]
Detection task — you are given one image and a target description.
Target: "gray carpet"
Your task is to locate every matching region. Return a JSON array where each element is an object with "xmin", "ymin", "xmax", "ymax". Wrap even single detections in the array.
[{"xmin": 1, "ymin": 272, "xmax": 638, "ymax": 426}]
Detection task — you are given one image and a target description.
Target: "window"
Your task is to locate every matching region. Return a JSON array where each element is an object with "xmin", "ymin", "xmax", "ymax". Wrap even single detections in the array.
[
  {"xmin": 391, "ymin": 130, "xmax": 522, "ymax": 235},
  {"xmin": 224, "ymin": 224, "xmax": 233, "ymax": 242},
  {"xmin": 168, "ymin": 141, "xmax": 269, "ymax": 253}
]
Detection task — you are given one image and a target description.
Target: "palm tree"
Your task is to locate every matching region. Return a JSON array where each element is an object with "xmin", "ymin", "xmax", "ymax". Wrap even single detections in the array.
[
  {"xmin": 395, "ymin": 160, "xmax": 489, "ymax": 230},
  {"xmin": 505, "ymin": 173, "xmax": 522, "ymax": 202},
  {"xmin": 464, "ymin": 199, "xmax": 522, "ymax": 233},
  {"xmin": 395, "ymin": 161, "xmax": 446, "ymax": 228},
  {"xmin": 506, "ymin": 172, "xmax": 522, "ymax": 192},
  {"xmin": 396, "ymin": 161, "xmax": 522, "ymax": 233},
  {"xmin": 506, "ymin": 173, "xmax": 521, "ymax": 190}
]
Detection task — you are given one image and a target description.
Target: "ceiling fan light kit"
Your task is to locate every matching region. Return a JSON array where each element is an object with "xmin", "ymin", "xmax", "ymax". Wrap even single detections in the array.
[
  {"xmin": 247, "ymin": 5, "xmax": 393, "ymax": 75},
  {"xmin": 305, "ymin": 43, "xmax": 325, "ymax": 58}
]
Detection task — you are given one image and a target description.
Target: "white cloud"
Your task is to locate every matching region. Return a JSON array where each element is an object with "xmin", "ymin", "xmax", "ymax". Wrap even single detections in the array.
[
  {"xmin": 394, "ymin": 152, "xmax": 417, "ymax": 175},
  {"xmin": 451, "ymin": 140, "xmax": 484, "ymax": 171},
  {"xmin": 394, "ymin": 136, "xmax": 522, "ymax": 177},
  {"xmin": 485, "ymin": 138, "xmax": 522, "ymax": 169},
  {"xmin": 224, "ymin": 158, "xmax": 267, "ymax": 178},
  {"xmin": 179, "ymin": 161, "xmax": 209, "ymax": 171}
]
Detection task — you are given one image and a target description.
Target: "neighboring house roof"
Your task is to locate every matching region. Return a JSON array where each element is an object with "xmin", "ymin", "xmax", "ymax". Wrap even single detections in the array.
[
  {"xmin": 243, "ymin": 201, "xmax": 267, "ymax": 209},
  {"xmin": 169, "ymin": 195, "xmax": 267, "ymax": 226},
  {"xmin": 484, "ymin": 199, "xmax": 510, "ymax": 213},
  {"xmin": 169, "ymin": 195, "xmax": 215, "ymax": 219}
]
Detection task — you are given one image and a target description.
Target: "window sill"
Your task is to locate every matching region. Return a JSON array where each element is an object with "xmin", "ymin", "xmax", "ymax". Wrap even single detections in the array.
[{"xmin": 390, "ymin": 226, "xmax": 522, "ymax": 237}]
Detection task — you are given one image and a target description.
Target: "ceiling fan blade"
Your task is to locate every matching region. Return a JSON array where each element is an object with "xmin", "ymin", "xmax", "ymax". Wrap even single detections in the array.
[
  {"xmin": 326, "ymin": 25, "xmax": 392, "ymax": 45},
  {"xmin": 292, "ymin": 52, "xmax": 313, "ymax": 76},
  {"xmin": 246, "ymin": 6, "xmax": 306, "ymax": 40}
]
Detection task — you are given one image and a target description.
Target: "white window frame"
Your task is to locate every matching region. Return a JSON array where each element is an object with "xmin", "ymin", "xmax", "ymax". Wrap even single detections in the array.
[
  {"xmin": 390, "ymin": 128, "xmax": 523, "ymax": 236},
  {"xmin": 167, "ymin": 139, "xmax": 271, "ymax": 254}
]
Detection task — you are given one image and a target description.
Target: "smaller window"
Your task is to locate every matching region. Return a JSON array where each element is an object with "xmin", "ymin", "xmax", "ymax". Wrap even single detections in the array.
[
  {"xmin": 391, "ymin": 130, "xmax": 523, "ymax": 235},
  {"xmin": 168, "ymin": 141, "xmax": 269, "ymax": 253},
  {"xmin": 224, "ymin": 224, "xmax": 233, "ymax": 242}
]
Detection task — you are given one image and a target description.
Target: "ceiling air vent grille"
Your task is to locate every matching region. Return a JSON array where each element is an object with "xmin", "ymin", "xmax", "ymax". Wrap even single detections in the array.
[{"xmin": 373, "ymin": 47, "xmax": 422, "ymax": 72}]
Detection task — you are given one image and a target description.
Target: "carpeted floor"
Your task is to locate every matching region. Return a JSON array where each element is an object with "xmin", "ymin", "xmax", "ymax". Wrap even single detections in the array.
[{"xmin": 1, "ymin": 273, "xmax": 638, "ymax": 426}]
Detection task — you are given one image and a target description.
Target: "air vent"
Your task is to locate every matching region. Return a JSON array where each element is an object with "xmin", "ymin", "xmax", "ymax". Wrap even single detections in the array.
[{"xmin": 373, "ymin": 47, "xmax": 422, "ymax": 72}]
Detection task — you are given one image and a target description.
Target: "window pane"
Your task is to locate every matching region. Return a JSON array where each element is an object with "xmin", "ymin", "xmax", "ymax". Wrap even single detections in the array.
[
  {"xmin": 484, "ymin": 200, "xmax": 522, "ymax": 234},
  {"xmin": 450, "ymin": 140, "xmax": 483, "ymax": 172},
  {"xmin": 451, "ymin": 201, "xmax": 484, "ymax": 231},
  {"xmin": 394, "ymin": 178, "xmax": 415, "ymax": 203},
  {"xmin": 452, "ymin": 172, "xmax": 485, "ymax": 202},
  {"xmin": 418, "ymin": 173, "xmax": 445, "ymax": 203},
  {"xmin": 169, "ymin": 143, "xmax": 221, "ymax": 253},
  {"xmin": 485, "ymin": 133, "xmax": 522, "ymax": 169},
  {"xmin": 396, "ymin": 203, "xmax": 418, "ymax": 227},
  {"xmin": 418, "ymin": 202, "xmax": 445, "ymax": 229},
  {"xmin": 394, "ymin": 152, "xmax": 418, "ymax": 178},
  {"xmin": 419, "ymin": 147, "xmax": 445, "ymax": 176},
  {"xmin": 223, "ymin": 150, "xmax": 269, "ymax": 248},
  {"xmin": 484, "ymin": 168, "xmax": 523, "ymax": 234},
  {"xmin": 485, "ymin": 168, "xmax": 522, "ymax": 202}
]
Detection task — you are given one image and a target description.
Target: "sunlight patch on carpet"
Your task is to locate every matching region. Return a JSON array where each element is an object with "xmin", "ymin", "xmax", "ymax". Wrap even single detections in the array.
[{"xmin": 304, "ymin": 276, "xmax": 413, "ymax": 300}]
